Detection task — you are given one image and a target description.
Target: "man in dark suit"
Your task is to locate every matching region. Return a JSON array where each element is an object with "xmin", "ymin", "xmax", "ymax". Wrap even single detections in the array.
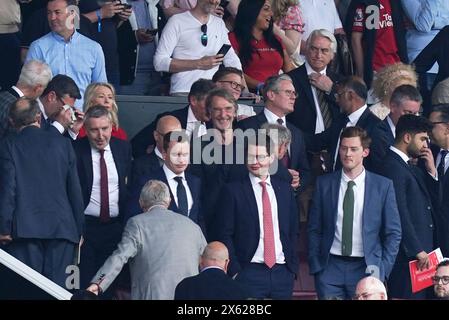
[
  {"xmin": 378, "ymin": 114, "xmax": 437, "ymax": 299},
  {"xmin": 429, "ymin": 104, "xmax": 449, "ymax": 257},
  {"xmin": 308, "ymin": 126, "xmax": 401, "ymax": 299},
  {"xmin": 307, "ymin": 76, "xmax": 381, "ymax": 172},
  {"xmin": 238, "ymin": 74, "xmax": 311, "ymax": 193},
  {"xmin": 72, "ymin": 105, "xmax": 132, "ymax": 294},
  {"xmin": 370, "ymin": 85, "xmax": 422, "ymax": 173},
  {"xmin": 127, "ymin": 131, "xmax": 203, "ymax": 230},
  {"xmin": 213, "ymin": 134, "xmax": 299, "ymax": 299},
  {"xmin": 130, "ymin": 79, "xmax": 215, "ymax": 157},
  {"xmin": 174, "ymin": 241, "xmax": 249, "ymax": 300},
  {"xmin": 0, "ymin": 98, "xmax": 84, "ymax": 287},
  {"xmin": 129, "ymin": 115, "xmax": 182, "ymax": 186}
]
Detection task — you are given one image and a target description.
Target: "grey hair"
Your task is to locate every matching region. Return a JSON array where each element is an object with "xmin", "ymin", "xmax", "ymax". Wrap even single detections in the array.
[
  {"xmin": 261, "ymin": 123, "xmax": 292, "ymax": 146},
  {"xmin": 139, "ymin": 180, "xmax": 171, "ymax": 211},
  {"xmin": 307, "ymin": 29, "xmax": 337, "ymax": 54},
  {"xmin": 83, "ymin": 105, "xmax": 113, "ymax": 127},
  {"xmin": 205, "ymin": 87, "xmax": 238, "ymax": 116},
  {"xmin": 263, "ymin": 74, "xmax": 293, "ymax": 101},
  {"xmin": 17, "ymin": 60, "xmax": 53, "ymax": 88}
]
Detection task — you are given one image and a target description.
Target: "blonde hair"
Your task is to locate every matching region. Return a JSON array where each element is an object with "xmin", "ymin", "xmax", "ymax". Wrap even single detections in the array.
[
  {"xmin": 372, "ymin": 63, "xmax": 418, "ymax": 104},
  {"xmin": 272, "ymin": 0, "xmax": 299, "ymax": 22},
  {"xmin": 83, "ymin": 82, "xmax": 119, "ymax": 129}
]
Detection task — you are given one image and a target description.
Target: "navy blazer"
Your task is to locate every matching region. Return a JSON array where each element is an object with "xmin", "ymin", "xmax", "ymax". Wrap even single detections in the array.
[
  {"xmin": 0, "ymin": 126, "xmax": 84, "ymax": 243},
  {"xmin": 370, "ymin": 118, "xmax": 395, "ymax": 174},
  {"xmin": 129, "ymin": 150, "xmax": 163, "ymax": 187},
  {"xmin": 308, "ymin": 170, "xmax": 401, "ymax": 280},
  {"xmin": 126, "ymin": 167, "xmax": 203, "ymax": 228},
  {"xmin": 174, "ymin": 268, "xmax": 250, "ymax": 300},
  {"xmin": 212, "ymin": 175, "xmax": 299, "ymax": 277},
  {"xmin": 286, "ymin": 64, "xmax": 342, "ymax": 134},
  {"xmin": 236, "ymin": 111, "xmax": 312, "ymax": 192},
  {"xmin": 73, "ymin": 137, "xmax": 132, "ymax": 221},
  {"xmin": 379, "ymin": 150, "xmax": 436, "ymax": 261}
]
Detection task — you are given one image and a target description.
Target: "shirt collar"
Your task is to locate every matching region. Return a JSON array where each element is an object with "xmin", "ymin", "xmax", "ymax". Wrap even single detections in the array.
[
  {"xmin": 51, "ymin": 30, "xmax": 78, "ymax": 43},
  {"xmin": 37, "ymin": 98, "xmax": 47, "ymax": 119},
  {"xmin": 11, "ymin": 86, "xmax": 24, "ymax": 97},
  {"xmin": 386, "ymin": 116, "xmax": 396, "ymax": 137},
  {"xmin": 264, "ymin": 108, "xmax": 286, "ymax": 125},
  {"xmin": 249, "ymin": 173, "xmax": 272, "ymax": 187},
  {"xmin": 155, "ymin": 146, "xmax": 163, "ymax": 159},
  {"xmin": 389, "ymin": 146, "xmax": 409, "ymax": 163},
  {"xmin": 305, "ymin": 61, "xmax": 327, "ymax": 76},
  {"xmin": 187, "ymin": 105, "xmax": 200, "ymax": 123},
  {"xmin": 163, "ymin": 164, "xmax": 186, "ymax": 181},
  {"xmin": 92, "ymin": 144, "xmax": 111, "ymax": 153},
  {"xmin": 347, "ymin": 105, "xmax": 367, "ymax": 125},
  {"xmin": 341, "ymin": 168, "xmax": 365, "ymax": 185}
]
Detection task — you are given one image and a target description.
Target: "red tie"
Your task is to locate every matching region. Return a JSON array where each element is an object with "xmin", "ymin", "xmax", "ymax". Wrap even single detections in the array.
[
  {"xmin": 259, "ymin": 181, "xmax": 276, "ymax": 268},
  {"xmin": 99, "ymin": 149, "xmax": 110, "ymax": 223}
]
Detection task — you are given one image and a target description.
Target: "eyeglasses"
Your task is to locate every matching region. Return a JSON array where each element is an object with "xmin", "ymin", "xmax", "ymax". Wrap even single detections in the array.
[
  {"xmin": 200, "ymin": 24, "xmax": 208, "ymax": 47},
  {"xmin": 247, "ymin": 154, "xmax": 269, "ymax": 162},
  {"xmin": 309, "ymin": 45, "xmax": 331, "ymax": 55},
  {"xmin": 277, "ymin": 89, "xmax": 298, "ymax": 98},
  {"xmin": 217, "ymin": 80, "xmax": 245, "ymax": 91},
  {"xmin": 432, "ymin": 276, "xmax": 449, "ymax": 285}
]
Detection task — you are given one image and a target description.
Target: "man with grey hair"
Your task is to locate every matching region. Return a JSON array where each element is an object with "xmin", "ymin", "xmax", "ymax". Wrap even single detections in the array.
[
  {"xmin": 0, "ymin": 60, "xmax": 52, "ymax": 139},
  {"xmin": 87, "ymin": 180, "xmax": 207, "ymax": 299},
  {"xmin": 354, "ymin": 276, "xmax": 388, "ymax": 300},
  {"xmin": 261, "ymin": 123, "xmax": 292, "ymax": 165}
]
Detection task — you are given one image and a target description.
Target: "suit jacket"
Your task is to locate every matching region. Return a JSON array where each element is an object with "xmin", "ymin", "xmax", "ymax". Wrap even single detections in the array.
[
  {"xmin": 126, "ymin": 167, "xmax": 203, "ymax": 229},
  {"xmin": 174, "ymin": 267, "xmax": 250, "ymax": 300},
  {"xmin": 91, "ymin": 206, "xmax": 207, "ymax": 300},
  {"xmin": 129, "ymin": 150, "xmax": 163, "ymax": 187},
  {"xmin": 286, "ymin": 64, "xmax": 341, "ymax": 134},
  {"xmin": 370, "ymin": 118, "xmax": 395, "ymax": 174},
  {"xmin": 73, "ymin": 137, "xmax": 132, "ymax": 221},
  {"xmin": 0, "ymin": 126, "xmax": 84, "ymax": 243},
  {"xmin": 212, "ymin": 175, "xmax": 299, "ymax": 277},
  {"xmin": 237, "ymin": 111, "xmax": 312, "ymax": 192},
  {"xmin": 0, "ymin": 88, "xmax": 19, "ymax": 140},
  {"xmin": 307, "ymin": 170, "xmax": 401, "ymax": 280}
]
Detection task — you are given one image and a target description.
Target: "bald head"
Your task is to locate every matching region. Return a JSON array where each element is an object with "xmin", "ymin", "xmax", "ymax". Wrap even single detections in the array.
[
  {"xmin": 154, "ymin": 115, "xmax": 182, "ymax": 152},
  {"xmin": 9, "ymin": 98, "xmax": 41, "ymax": 130},
  {"xmin": 200, "ymin": 242, "xmax": 229, "ymax": 272},
  {"xmin": 355, "ymin": 276, "xmax": 387, "ymax": 300}
]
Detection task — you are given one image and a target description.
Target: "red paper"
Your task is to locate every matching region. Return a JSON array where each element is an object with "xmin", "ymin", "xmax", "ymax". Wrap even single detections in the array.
[{"xmin": 409, "ymin": 248, "xmax": 443, "ymax": 293}]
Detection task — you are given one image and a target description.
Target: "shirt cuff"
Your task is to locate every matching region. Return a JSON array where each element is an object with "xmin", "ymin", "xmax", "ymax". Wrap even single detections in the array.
[{"xmin": 52, "ymin": 121, "xmax": 65, "ymax": 134}]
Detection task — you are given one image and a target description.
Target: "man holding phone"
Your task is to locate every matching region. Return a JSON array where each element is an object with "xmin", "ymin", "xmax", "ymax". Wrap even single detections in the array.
[{"xmin": 154, "ymin": 0, "xmax": 243, "ymax": 96}]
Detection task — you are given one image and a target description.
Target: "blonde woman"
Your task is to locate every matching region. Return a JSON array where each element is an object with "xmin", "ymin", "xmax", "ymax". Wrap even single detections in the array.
[
  {"xmin": 272, "ymin": 0, "xmax": 304, "ymax": 66},
  {"xmin": 370, "ymin": 63, "xmax": 418, "ymax": 120},
  {"xmin": 79, "ymin": 82, "xmax": 128, "ymax": 140}
]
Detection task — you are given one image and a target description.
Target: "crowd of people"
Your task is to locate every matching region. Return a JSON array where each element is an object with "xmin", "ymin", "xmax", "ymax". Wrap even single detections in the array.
[{"xmin": 1, "ymin": 0, "xmax": 449, "ymax": 301}]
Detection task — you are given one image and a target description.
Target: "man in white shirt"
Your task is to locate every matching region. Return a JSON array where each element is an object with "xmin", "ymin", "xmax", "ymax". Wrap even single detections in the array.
[{"xmin": 154, "ymin": 0, "xmax": 242, "ymax": 95}]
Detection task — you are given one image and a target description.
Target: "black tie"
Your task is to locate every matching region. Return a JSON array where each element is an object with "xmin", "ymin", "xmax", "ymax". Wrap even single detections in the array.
[
  {"xmin": 438, "ymin": 150, "xmax": 448, "ymax": 202},
  {"xmin": 174, "ymin": 176, "xmax": 188, "ymax": 216}
]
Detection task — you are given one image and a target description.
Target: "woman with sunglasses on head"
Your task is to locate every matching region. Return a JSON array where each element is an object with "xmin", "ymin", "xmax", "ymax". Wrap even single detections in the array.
[{"xmin": 229, "ymin": 0, "xmax": 294, "ymax": 94}]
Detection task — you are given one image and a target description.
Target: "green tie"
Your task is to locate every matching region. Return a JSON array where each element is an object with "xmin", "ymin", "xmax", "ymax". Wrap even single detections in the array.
[{"xmin": 342, "ymin": 180, "xmax": 356, "ymax": 256}]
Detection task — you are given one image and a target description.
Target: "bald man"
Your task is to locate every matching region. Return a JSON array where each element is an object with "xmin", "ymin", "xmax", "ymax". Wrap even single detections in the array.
[
  {"xmin": 354, "ymin": 276, "xmax": 387, "ymax": 300},
  {"xmin": 174, "ymin": 241, "xmax": 250, "ymax": 300},
  {"xmin": 130, "ymin": 115, "xmax": 182, "ymax": 186}
]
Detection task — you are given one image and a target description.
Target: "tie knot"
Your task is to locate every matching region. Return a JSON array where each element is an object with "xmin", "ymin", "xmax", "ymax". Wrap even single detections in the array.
[
  {"xmin": 174, "ymin": 176, "xmax": 183, "ymax": 184},
  {"xmin": 99, "ymin": 149, "xmax": 105, "ymax": 157},
  {"xmin": 277, "ymin": 118, "xmax": 284, "ymax": 125},
  {"xmin": 441, "ymin": 150, "xmax": 448, "ymax": 158},
  {"xmin": 259, "ymin": 181, "xmax": 267, "ymax": 188},
  {"xmin": 347, "ymin": 180, "xmax": 355, "ymax": 188}
]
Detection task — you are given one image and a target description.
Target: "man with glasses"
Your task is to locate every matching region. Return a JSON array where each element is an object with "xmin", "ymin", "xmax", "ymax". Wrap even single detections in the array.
[
  {"xmin": 354, "ymin": 276, "xmax": 388, "ymax": 300},
  {"xmin": 154, "ymin": 0, "xmax": 242, "ymax": 96},
  {"xmin": 433, "ymin": 260, "xmax": 449, "ymax": 299}
]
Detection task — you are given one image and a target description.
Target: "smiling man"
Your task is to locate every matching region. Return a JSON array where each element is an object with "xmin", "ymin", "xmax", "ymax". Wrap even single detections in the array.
[
  {"xmin": 433, "ymin": 260, "xmax": 449, "ymax": 300},
  {"xmin": 308, "ymin": 126, "xmax": 401, "ymax": 300}
]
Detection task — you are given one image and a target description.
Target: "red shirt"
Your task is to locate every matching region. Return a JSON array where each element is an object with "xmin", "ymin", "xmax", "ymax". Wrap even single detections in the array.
[
  {"xmin": 78, "ymin": 126, "xmax": 128, "ymax": 140},
  {"xmin": 352, "ymin": 0, "xmax": 400, "ymax": 71},
  {"xmin": 229, "ymin": 32, "xmax": 284, "ymax": 84}
]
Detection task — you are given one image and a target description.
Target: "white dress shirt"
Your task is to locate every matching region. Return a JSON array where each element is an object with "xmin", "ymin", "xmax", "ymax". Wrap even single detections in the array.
[
  {"xmin": 436, "ymin": 148, "xmax": 449, "ymax": 174},
  {"xmin": 305, "ymin": 62, "xmax": 328, "ymax": 134},
  {"xmin": 389, "ymin": 145, "xmax": 409, "ymax": 164},
  {"xmin": 185, "ymin": 106, "xmax": 207, "ymax": 138},
  {"xmin": 85, "ymin": 145, "xmax": 120, "ymax": 218},
  {"xmin": 330, "ymin": 169, "xmax": 366, "ymax": 257},
  {"xmin": 387, "ymin": 115, "xmax": 396, "ymax": 138},
  {"xmin": 11, "ymin": 86, "xmax": 24, "ymax": 97},
  {"xmin": 249, "ymin": 174, "xmax": 286, "ymax": 265},
  {"xmin": 163, "ymin": 164, "xmax": 193, "ymax": 214},
  {"xmin": 37, "ymin": 98, "xmax": 78, "ymax": 140}
]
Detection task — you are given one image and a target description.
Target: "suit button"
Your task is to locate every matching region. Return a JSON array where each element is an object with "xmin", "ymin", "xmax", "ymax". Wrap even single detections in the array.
[
  {"xmin": 430, "ymin": 224, "xmax": 433, "ymax": 228},
  {"xmin": 427, "ymin": 206, "xmax": 431, "ymax": 210}
]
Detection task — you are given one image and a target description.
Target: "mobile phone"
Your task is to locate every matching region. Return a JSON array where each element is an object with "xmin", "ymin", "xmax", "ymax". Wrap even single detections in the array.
[
  {"xmin": 217, "ymin": 44, "xmax": 231, "ymax": 56},
  {"xmin": 122, "ymin": 3, "xmax": 132, "ymax": 10},
  {"xmin": 219, "ymin": 0, "xmax": 229, "ymax": 8},
  {"xmin": 145, "ymin": 28, "xmax": 158, "ymax": 35}
]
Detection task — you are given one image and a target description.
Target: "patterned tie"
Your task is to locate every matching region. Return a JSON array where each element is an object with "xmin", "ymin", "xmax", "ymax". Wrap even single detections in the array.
[
  {"xmin": 276, "ymin": 118, "xmax": 291, "ymax": 168},
  {"xmin": 174, "ymin": 176, "xmax": 188, "ymax": 216},
  {"xmin": 341, "ymin": 180, "xmax": 355, "ymax": 256},
  {"xmin": 316, "ymin": 88, "xmax": 332, "ymax": 129},
  {"xmin": 99, "ymin": 149, "xmax": 110, "ymax": 223},
  {"xmin": 259, "ymin": 181, "xmax": 276, "ymax": 268}
]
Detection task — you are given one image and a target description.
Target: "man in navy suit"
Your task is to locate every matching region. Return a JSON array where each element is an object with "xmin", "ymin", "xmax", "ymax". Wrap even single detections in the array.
[
  {"xmin": 0, "ymin": 98, "xmax": 84, "ymax": 287},
  {"xmin": 174, "ymin": 241, "xmax": 249, "ymax": 300},
  {"xmin": 308, "ymin": 126, "xmax": 401, "ymax": 300},
  {"xmin": 370, "ymin": 85, "xmax": 422, "ymax": 173},
  {"xmin": 213, "ymin": 134, "xmax": 299, "ymax": 299},
  {"xmin": 378, "ymin": 114, "xmax": 437, "ymax": 299},
  {"xmin": 127, "ymin": 131, "xmax": 203, "ymax": 230},
  {"xmin": 72, "ymin": 105, "xmax": 132, "ymax": 295}
]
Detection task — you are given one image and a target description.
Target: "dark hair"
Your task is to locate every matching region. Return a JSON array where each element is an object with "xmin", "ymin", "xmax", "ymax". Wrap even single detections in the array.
[
  {"xmin": 42, "ymin": 74, "xmax": 81, "ymax": 100},
  {"xmin": 340, "ymin": 126, "xmax": 371, "ymax": 149},
  {"xmin": 188, "ymin": 79, "xmax": 216, "ymax": 102},
  {"xmin": 436, "ymin": 259, "xmax": 449, "ymax": 271},
  {"xmin": 245, "ymin": 132, "xmax": 275, "ymax": 157},
  {"xmin": 395, "ymin": 114, "xmax": 433, "ymax": 143},
  {"xmin": 212, "ymin": 67, "xmax": 243, "ymax": 82},
  {"xmin": 162, "ymin": 131, "xmax": 190, "ymax": 152},
  {"xmin": 338, "ymin": 76, "xmax": 367, "ymax": 101},
  {"xmin": 431, "ymin": 104, "xmax": 449, "ymax": 123},
  {"xmin": 390, "ymin": 85, "xmax": 422, "ymax": 106},
  {"xmin": 9, "ymin": 98, "xmax": 41, "ymax": 128},
  {"xmin": 233, "ymin": 0, "xmax": 283, "ymax": 68}
]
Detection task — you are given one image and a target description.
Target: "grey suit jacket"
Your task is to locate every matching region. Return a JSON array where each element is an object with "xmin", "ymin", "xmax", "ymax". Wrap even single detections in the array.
[{"xmin": 91, "ymin": 206, "xmax": 207, "ymax": 300}]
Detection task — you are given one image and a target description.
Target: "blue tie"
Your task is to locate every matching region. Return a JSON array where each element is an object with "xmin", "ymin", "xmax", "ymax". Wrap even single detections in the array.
[{"xmin": 174, "ymin": 176, "xmax": 188, "ymax": 216}]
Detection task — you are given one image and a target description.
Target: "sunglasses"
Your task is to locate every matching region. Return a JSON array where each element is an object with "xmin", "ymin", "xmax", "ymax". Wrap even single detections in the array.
[{"xmin": 201, "ymin": 24, "xmax": 207, "ymax": 47}]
